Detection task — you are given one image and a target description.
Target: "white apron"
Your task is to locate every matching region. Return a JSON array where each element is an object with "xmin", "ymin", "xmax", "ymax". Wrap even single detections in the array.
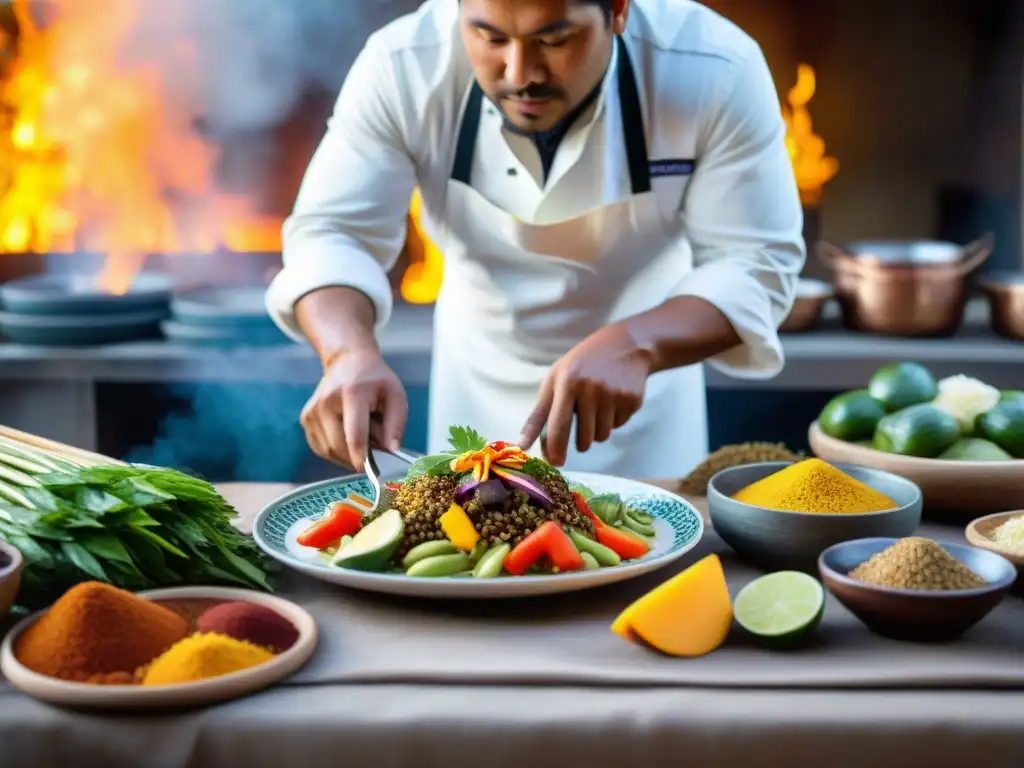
[{"xmin": 427, "ymin": 37, "xmax": 708, "ymax": 479}]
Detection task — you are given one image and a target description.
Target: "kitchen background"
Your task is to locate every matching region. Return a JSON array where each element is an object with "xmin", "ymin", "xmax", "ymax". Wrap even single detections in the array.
[{"xmin": 0, "ymin": 0, "xmax": 1022, "ymax": 483}]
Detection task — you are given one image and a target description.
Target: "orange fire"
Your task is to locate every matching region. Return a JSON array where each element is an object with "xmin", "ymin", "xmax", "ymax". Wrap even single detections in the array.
[
  {"xmin": 782, "ymin": 64, "xmax": 838, "ymax": 207},
  {"xmin": 0, "ymin": 0, "xmax": 279, "ymax": 294}
]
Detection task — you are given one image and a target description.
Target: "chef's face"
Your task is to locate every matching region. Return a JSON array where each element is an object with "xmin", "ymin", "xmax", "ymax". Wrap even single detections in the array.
[{"xmin": 460, "ymin": 0, "xmax": 628, "ymax": 133}]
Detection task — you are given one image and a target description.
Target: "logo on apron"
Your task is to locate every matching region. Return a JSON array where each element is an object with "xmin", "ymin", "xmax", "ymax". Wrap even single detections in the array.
[{"xmin": 649, "ymin": 159, "xmax": 696, "ymax": 178}]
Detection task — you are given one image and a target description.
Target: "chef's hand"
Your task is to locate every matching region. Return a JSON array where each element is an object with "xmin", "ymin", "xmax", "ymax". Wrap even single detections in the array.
[
  {"xmin": 300, "ymin": 350, "xmax": 408, "ymax": 473},
  {"xmin": 518, "ymin": 323, "xmax": 654, "ymax": 467}
]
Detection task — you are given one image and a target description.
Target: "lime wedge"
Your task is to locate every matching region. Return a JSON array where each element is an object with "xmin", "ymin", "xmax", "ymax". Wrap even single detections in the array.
[{"xmin": 733, "ymin": 571, "xmax": 825, "ymax": 648}]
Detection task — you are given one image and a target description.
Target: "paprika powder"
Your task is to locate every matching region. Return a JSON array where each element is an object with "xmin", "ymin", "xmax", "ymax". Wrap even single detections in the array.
[{"xmin": 14, "ymin": 581, "xmax": 189, "ymax": 683}]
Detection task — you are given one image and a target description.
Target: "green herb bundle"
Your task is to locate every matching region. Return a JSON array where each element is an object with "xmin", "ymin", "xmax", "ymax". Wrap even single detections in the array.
[{"xmin": 0, "ymin": 438, "xmax": 274, "ymax": 611}]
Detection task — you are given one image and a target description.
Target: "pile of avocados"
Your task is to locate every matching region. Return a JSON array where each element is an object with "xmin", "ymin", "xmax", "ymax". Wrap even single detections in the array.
[{"xmin": 818, "ymin": 362, "xmax": 1024, "ymax": 460}]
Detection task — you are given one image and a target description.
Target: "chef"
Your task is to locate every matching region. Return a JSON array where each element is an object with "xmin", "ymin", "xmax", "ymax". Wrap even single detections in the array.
[{"xmin": 266, "ymin": 0, "xmax": 805, "ymax": 478}]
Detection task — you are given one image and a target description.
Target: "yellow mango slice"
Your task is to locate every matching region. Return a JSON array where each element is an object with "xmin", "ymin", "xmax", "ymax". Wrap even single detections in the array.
[
  {"xmin": 612, "ymin": 554, "xmax": 733, "ymax": 657},
  {"xmin": 439, "ymin": 503, "xmax": 481, "ymax": 551}
]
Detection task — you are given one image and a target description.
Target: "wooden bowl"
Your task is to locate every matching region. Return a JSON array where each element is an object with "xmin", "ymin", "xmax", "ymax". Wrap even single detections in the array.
[
  {"xmin": 965, "ymin": 511, "xmax": 1024, "ymax": 591},
  {"xmin": 818, "ymin": 537, "xmax": 1016, "ymax": 642},
  {"xmin": 707, "ymin": 461, "xmax": 922, "ymax": 572},
  {"xmin": 0, "ymin": 540, "xmax": 23, "ymax": 623},
  {"xmin": 809, "ymin": 421, "xmax": 1024, "ymax": 513},
  {"xmin": 0, "ymin": 586, "xmax": 317, "ymax": 710}
]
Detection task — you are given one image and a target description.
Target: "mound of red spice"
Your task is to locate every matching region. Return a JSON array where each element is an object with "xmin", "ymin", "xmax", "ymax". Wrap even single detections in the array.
[
  {"xmin": 196, "ymin": 601, "xmax": 299, "ymax": 653},
  {"xmin": 14, "ymin": 581, "xmax": 189, "ymax": 683}
]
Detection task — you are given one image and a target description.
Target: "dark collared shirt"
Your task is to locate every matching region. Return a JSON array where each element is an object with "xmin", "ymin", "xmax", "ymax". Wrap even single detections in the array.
[{"xmin": 502, "ymin": 79, "xmax": 604, "ymax": 185}]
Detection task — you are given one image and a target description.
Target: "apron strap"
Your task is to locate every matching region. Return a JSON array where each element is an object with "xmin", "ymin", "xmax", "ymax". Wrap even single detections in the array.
[
  {"xmin": 450, "ymin": 35, "xmax": 651, "ymax": 194},
  {"xmin": 451, "ymin": 82, "xmax": 484, "ymax": 185},
  {"xmin": 614, "ymin": 36, "xmax": 652, "ymax": 195}
]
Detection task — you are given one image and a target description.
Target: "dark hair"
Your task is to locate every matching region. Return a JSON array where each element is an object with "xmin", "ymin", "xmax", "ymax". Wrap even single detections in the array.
[{"xmin": 459, "ymin": 0, "xmax": 613, "ymax": 22}]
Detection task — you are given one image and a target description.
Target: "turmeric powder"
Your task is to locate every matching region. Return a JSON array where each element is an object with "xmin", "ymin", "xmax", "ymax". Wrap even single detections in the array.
[
  {"xmin": 732, "ymin": 458, "xmax": 897, "ymax": 514},
  {"xmin": 140, "ymin": 632, "xmax": 276, "ymax": 686}
]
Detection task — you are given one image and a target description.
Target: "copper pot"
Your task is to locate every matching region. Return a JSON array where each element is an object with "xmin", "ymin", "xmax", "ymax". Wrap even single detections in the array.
[
  {"xmin": 817, "ymin": 234, "xmax": 993, "ymax": 337},
  {"xmin": 979, "ymin": 272, "xmax": 1024, "ymax": 340}
]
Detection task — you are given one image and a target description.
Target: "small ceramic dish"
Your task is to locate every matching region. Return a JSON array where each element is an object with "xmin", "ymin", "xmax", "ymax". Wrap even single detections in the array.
[
  {"xmin": 707, "ymin": 461, "xmax": 922, "ymax": 572},
  {"xmin": 0, "ymin": 540, "xmax": 24, "ymax": 622},
  {"xmin": 779, "ymin": 278, "xmax": 834, "ymax": 333},
  {"xmin": 818, "ymin": 537, "xmax": 1016, "ymax": 642},
  {"xmin": 965, "ymin": 511, "xmax": 1024, "ymax": 591},
  {"xmin": 0, "ymin": 586, "xmax": 317, "ymax": 710}
]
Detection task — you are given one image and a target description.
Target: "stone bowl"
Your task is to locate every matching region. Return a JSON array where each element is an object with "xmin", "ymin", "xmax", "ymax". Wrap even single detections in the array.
[
  {"xmin": 707, "ymin": 461, "xmax": 922, "ymax": 572},
  {"xmin": 0, "ymin": 540, "xmax": 24, "ymax": 623},
  {"xmin": 818, "ymin": 537, "xmax": 1016, "ymax": 642}
]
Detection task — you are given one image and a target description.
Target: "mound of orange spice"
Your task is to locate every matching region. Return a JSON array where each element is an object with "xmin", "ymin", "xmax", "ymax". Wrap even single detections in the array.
[
  {"xmin": 13, "ymin": 582, "xmax": 290, "ymax": 687},
  {"xmin": 14, "ymin": 581, "xmax": 189, "ymax": 684}
]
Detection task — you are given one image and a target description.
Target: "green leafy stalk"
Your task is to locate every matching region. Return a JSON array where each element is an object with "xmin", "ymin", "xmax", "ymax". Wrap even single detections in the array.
[{"xmin": 0, "ymin": 456, "xmax": 277, "ymax": 611}]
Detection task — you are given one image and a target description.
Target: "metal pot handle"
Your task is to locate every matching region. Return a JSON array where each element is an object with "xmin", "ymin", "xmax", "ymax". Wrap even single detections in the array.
[
  {"xmin": 953, "ymin": 233, "xmax": 994, "ymax": 277},
  {"xmin": 816, "ymin": 241, "xmax": 868, "ymax": 277}
]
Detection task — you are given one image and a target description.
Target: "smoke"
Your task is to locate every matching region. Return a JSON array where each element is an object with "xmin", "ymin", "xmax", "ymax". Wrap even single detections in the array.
[
  {"xmin": 122, "ymin": 0, "xmax": 422, "ymax": 136},
  {"xmin": 124, "ymin": 381, "xmax": 313, "ymax": 482}
]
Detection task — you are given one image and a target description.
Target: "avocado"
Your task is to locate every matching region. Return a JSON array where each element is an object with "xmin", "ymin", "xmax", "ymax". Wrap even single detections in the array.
[
  {"xmin": 873, "ymin": 403, "xmax": 960, "ymax": 458},
  {"xmin": 938, "ymin": 438, "xmax": 1014, "ymax": 462},
  {"xmin": 332, "ymin": 507, "xmax": 405, "ymax": 571},
  {"xmin": 819, "ymin": 389, "xmax": 886, "ymax": 441},
  {"xmin": 868, "ymin": 363, "xmax": 939, "ymax": 412},
  {"xmin": 976, "ymin": 400, "xmax": 1024, "ymax": 458}
]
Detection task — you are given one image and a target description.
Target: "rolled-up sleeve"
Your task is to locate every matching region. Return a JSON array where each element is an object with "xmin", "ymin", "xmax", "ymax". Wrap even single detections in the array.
[
  {"xmin": 266, "ymin": 34, "xmax": 417, "ymax": 340},
  {"xmin": 670, "ymin": 44, "xmax": 805, "ymax": 379}
]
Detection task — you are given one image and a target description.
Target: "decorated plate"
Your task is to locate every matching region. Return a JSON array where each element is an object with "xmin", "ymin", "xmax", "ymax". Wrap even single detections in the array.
[{"xmin": 253, "ymin": 471, "xmax": 704, "ymax": 599}]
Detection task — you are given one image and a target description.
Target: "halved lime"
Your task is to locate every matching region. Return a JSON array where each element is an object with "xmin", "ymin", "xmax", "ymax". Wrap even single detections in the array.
[{"xmin": 733, "ymin": 571, "xmax": 825, "ymax": 648}]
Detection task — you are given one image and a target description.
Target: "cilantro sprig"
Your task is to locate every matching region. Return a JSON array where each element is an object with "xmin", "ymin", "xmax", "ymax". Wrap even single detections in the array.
[
  {"xmin": 403, "ymin": 426, "xmax": 559, "ymax": 482},
  {"xmin": 404, "ymin": 425, "xmax": 488, "ymax": 480}
]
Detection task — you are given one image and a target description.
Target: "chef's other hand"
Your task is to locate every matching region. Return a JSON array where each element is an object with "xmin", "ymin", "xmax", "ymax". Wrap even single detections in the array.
[
  {"xmin": 518, "ymin": 323, "xmax": 653, "ymax": 467},
  {"xmin": 301, "ymin": 350, "xmax": 408, "ymax": 473}
]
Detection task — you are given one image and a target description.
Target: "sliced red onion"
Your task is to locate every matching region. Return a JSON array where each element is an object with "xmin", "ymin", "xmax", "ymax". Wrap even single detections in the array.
[
  {"xmin": 492, "ymin": 467, "xmax": 553, "ymax": 510},
  {"xmin": 454, "ymin": 476, "xmax": 510, "ymax": 508}
]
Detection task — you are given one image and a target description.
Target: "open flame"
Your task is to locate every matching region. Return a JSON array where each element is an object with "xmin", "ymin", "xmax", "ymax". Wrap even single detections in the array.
[
  {"xmin": 782, "ymin": 63, "xmax": 838, "ymax": 207},
  {"xmin": 0, "ymin": 5, "xmax": 835, "ymax": 304},
  {"xmin": 0, "ymin": 0, "xmax": 280, "ymax": 294}
]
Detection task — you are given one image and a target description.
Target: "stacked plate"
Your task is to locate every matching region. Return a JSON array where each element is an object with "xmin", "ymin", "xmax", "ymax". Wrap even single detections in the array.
[
  {"xmin": 162, "ymin": 285, "xmax": 293, "ymax": 348},
  {"xmin": 0, "ymin": 273, "xmax": 172, "ymax": 346}
]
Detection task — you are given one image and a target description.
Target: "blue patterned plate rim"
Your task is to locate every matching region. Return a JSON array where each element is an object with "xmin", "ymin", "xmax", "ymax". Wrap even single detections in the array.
[{"xmin": 252, "ymin": 471, "xmax": 704, "ymax": 583}]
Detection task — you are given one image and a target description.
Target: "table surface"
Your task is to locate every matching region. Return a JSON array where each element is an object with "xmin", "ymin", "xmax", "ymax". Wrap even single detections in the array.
[{"xmin": 2, "ymin": 480, "xmax": 1024, "ymax": 768}]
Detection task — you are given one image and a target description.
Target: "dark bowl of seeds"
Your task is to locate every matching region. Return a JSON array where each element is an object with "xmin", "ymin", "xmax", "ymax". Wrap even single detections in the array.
[
  {"xmin": 0, "ymin": 540, "xmax": 24, "ymax": 623},
  {"xmin": 818, "ymin": 536, "xmax": 1016, "ymax": 642}
]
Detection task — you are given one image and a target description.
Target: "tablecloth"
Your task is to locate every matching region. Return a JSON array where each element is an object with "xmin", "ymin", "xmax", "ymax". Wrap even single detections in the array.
[{"xmin": 1, "ymin": 481, "xmax": 1024, "ymax": 768}]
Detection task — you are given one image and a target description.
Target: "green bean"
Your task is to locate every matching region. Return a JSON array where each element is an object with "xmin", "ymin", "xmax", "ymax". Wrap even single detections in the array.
[
  {"xmin": 402, "ymin": 540, "xmax": 459, "ymax": 570},
  {"xmin": 472, "ymin": 543, "xmax": 511, "ymax": 579},
  {"xmin": 568, "ymin": 530, "xmax": 621, "ymax": 567},
  {"xmin": 580, "ymin": 552, "xmax": 600, "ymax": 570},
  {"xmin": 621, "ymin": 514, "xmax": 656, "ymax": 537},
  {"xmin": 406, "ymin": 553, "xmax": 470, "ymax": 578},
  {"xmin": 626, "ymin": 509, "xmax": 655, "ymax": 526},
  {"xmin": 468, "ymin": 539, "xmax": 490, "ymax": 566}
]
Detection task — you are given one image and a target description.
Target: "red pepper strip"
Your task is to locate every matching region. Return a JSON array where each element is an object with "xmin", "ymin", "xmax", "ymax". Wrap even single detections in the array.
[
  {"xmin": 296, "ymin": 502, "xmax": 364, "ymax": 550},
  {"xmin": 504, "ymin": 521, "xmax": 585, "ymax": 576},
  {"xmin": 595, "ymin": 525, "xmax": 650, "ymax": 560},
  {"xmin": 572, "ymin": 492, "xmax": 604, "ymax": 530}
]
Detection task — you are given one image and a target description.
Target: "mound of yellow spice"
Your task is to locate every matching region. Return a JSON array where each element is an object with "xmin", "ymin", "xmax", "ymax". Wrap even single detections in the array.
[
  {"xmin": 139, "ymin": 632, "xmax": 276, "ymax": 687},
  {"xmin": 732, "ymin": 458, "xmax": 897, "ymax": 514}
]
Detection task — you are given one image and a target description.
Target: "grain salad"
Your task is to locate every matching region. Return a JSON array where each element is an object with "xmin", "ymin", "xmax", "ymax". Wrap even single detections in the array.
[{"xmin": 293, "ymin": 426, "xmax": 656, "ymax": 579}]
